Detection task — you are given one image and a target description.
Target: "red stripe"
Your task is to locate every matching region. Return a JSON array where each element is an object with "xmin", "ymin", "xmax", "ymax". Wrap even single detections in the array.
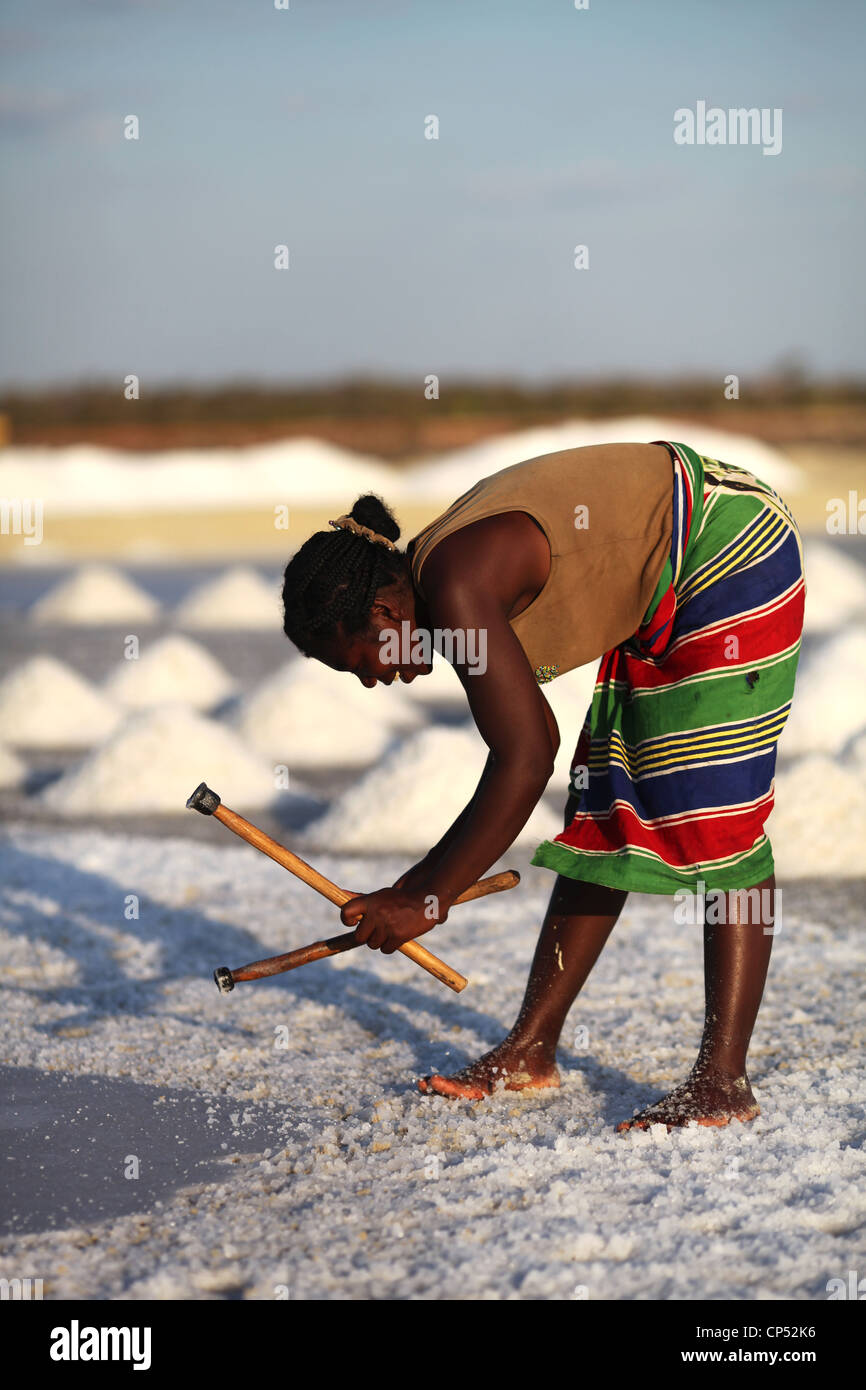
[
  {"xmin": 619, "ymin": 585, "xmax": 804, "ymax": 692},
  {"xmin": 555, "ymin": 792, "xmax": 776, "ymax": 867}
]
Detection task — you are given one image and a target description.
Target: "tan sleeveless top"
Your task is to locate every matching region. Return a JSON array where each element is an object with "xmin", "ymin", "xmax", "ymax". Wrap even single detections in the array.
[{"xmin": 407, "ymin": 443, "xmax": 674, "ymax": 681}]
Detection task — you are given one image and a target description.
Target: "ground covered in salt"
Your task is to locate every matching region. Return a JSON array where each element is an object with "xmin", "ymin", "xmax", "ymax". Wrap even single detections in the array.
[{"xmin": 1, "ymin": 824, "xmax": 863, "ymax": 1301}]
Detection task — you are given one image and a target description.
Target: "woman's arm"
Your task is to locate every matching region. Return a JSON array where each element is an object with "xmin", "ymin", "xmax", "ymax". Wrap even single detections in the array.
[
  {"xmin": 414, "ymin": 576, "xmax": 560, "ymax": 913},
  {"xmin": 342, "ymin": 513, "xmax": 561, "ymax": 953}
]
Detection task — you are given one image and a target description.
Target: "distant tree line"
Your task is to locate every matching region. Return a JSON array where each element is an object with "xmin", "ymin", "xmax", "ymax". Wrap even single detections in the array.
[{"xmin": 2, "ymin": 371, "xmax": 864, "ymax": 430}]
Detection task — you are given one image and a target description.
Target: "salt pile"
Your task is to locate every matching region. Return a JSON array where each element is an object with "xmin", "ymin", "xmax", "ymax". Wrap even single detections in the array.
[
  {"xmin": 104, "ymin": 634, "xmax": 236, "ymax": 712},
  {"xmin": 0, "ymin": 743, "xmax": 26, "ymax": 789},
  {"xmin": 0, "ymin": 438, "xmax": 397, "ymax": 515},
  {"xmin": 273, "ymin": 657, "xmax": 424, "ymax": 733},
  {"xmin": 30, "ymin": 564, "xmax": 160, "ymax": 625},
  {"xmin": 235, "ymin": 660, "xmax": 401, "ymax": 769},
  {"xmin": 398, "ymin": 417, "xmax": 802, "ymax": 504},
  {"xmin": 767, "ymin": 755, "xmax": 866, "ymax": 877},
  {"xmin": 174, "ymin": 567, "xmax": 282, "ymax": 630},
  {"xmin": 301, "ymin": 724, "xmax": 561, "ymax": 853},
  {"xmin": 40, "ymin": 705, "xmax": 285, "ymax": 815},
  {"xmin": 802, "ymin": 540, "xmax": 866, "ymax": 634},
  {"xmin": 0, "ymin": 656, "xmax": 122, "ymax": 749},
  {"xmin": 779, "ymin": 628, "xmax": 866, "ymax": 757}
]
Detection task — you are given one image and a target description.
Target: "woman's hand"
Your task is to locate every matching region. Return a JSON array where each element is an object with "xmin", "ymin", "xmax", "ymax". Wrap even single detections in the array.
[{"xmin": 339, "ymin": 886, "xmax": 446, "ymax": 954}]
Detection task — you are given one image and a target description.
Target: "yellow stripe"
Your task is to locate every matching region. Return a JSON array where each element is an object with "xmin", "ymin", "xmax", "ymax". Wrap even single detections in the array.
[
  {"xmin": 591, "ymin": 720, "xmax": 789, "ymax": 773},
  {"xmin": 598, "ymin": 710, "xmax": 790, "ymax": 759},
  {"xmin": 678, "ymin": 510, "xmax": 788, "ymax": 603},
  {"xmin": 593, "ymin": 741, "xmax": 785, "ymax": 778},
  {"xmin": 681, "ymin": 506, "xmax": 786, "ymax": 590},
  {"xmin": 684, "ymin": 518, "xmax": 790, "ymax": 605},
  {"xmin": 597, "ymin": 718, "xmax": 789, "ymax": 764}
]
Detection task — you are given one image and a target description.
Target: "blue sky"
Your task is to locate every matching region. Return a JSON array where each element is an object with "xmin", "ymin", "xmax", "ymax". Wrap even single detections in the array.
[{"xmin": 1, "ymin": 0, "xmax": 864, "ymax": 387}]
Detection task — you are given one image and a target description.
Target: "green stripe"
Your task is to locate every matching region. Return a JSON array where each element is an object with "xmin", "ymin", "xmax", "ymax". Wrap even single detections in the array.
[
  {"xmin": 621, "ymin": 664, "xmax": 799, "ymax": 741},
  {"xmin": 621, "ymin": 642, "xmax": 802, "ymax": 705},
  {"xmin": 530, "ymin": 836, "xmax": 776, "ymax": 895},
  {"xmin": 582, "ymin": 651, "xmax": 800, "ymax": 746}
]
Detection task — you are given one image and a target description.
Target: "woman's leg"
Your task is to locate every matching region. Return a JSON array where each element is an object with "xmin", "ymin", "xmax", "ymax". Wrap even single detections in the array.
[
  {"xmin": 419, "ymin": 873, "xmax": 628, "ymax": 1098},
  {"xmin": 617, "ymin": 874, "xmax": 776, "ymax": 1130}
]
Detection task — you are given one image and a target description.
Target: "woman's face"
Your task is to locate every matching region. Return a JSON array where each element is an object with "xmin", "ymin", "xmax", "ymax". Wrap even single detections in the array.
[{"xmin": 315, "ymin": 603, "xmax": 432, "ymax": 688}]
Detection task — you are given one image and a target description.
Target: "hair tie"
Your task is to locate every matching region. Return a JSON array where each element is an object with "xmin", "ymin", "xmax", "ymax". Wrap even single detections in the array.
[{"xmin": 328, "ymin": 515, "xmax": 398, "ymax": 551}]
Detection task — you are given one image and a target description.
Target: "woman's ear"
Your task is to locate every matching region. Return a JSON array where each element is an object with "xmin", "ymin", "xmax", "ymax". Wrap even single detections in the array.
[{"xmin": 370, "ymin": 592, "xmax": 404, "ymax": 626}]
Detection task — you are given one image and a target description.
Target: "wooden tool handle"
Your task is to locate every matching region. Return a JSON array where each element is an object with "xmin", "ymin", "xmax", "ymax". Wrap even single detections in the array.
[
  {"xmin": 227, "ymin": 929, "xmax": 466, "ymax": 990},
  {"xmin": 228, "ymin": 929, "xmax": 459, "ymax": 989},
  {"xmin": 455, "ymin": 869, "xmax": 519, "ymax": 903},
  {"xmin": 214, "ymin": 804, "xmax": 352, "ymax": 907},
  {"xmin": 228, "ymin": 931, "xmax": 365, "ymax": 983},
  {"xmin": 398, "ymin": 938, "xmax": 466, "ymax": 991},
  {"xmin": 214, "ymin": 806, "xmax": 518, "ymax": 909}
]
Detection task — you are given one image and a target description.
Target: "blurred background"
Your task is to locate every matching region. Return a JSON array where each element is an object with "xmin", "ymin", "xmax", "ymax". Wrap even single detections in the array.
[{"xmin": 1, "ymin": 0, "xmax": 864, "ymax": 876}]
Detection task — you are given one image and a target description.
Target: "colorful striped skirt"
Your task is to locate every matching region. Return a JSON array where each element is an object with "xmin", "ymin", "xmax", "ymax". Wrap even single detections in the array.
[{"xmin": 530, "ymin": 440, "xmax": 806, "ymax": 894}]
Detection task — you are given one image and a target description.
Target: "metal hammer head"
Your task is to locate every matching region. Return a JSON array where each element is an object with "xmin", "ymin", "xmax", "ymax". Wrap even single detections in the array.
[
  {"xmin": 214, "ymin": 966, "xmax": 234, "ymax": 994},
  {"xmin": 186, "ymin": 782, "xmax": 221, "ymax": 816}
]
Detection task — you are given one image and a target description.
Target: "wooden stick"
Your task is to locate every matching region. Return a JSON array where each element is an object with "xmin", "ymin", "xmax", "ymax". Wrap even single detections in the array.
[{"xmin": 219, "ymin": 931, "xmax": 386, "ymax": 984}]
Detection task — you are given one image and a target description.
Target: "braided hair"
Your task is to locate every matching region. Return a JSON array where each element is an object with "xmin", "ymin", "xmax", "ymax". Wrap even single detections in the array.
[{"xmin": 282, "ymin": 493, "xmax": 405, "ymax": 654}]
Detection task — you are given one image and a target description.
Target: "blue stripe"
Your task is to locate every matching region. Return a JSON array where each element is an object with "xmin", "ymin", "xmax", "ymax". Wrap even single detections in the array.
[
  {"xmin": 673, "ymin": 529, "xmax": 803, "ymax": 641},
  {"xmin": 582, "ymin": 749, "xmax": 781, "ymax": 817}
]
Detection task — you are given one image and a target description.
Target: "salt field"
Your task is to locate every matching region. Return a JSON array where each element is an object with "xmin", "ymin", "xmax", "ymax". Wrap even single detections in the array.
[
  {"xmin": 398, "ymin": 416, "xmax": 804, "ymax": 502},
  {"xmin": 0, "ymin": 743, "xmax": 25, "ymax": 790},
  {"xmin": 4, "ymin": 550, "xmax": 865, "ymax": 864},
  {"xmin": 0, "ymin": 421, "xmax": 808, "ymax": 570},
  {"xmin": 767, "ymin": 754, "xmax": 866, "ymax": 877},
  {"xmin": 4, "ymin": 0, "xmax": 866, "ymax": 1321},
  {"xmin": 800, "ymin": 540, "xmax": 866, "ymax": 633},
  {"xmin": 0, "ymin": 437, "xmax": 398, "ymax": 516},
  {"xmin": 0, "ymin": 831, "xmax": 862, "ymax": 1299},
  {"xmin": 1, "ymin": 430, "xmax": 864, "ymax": 1304},
  {"xmin": 776, "ymin": 629, "xmax": 866, "ymax": 758}
]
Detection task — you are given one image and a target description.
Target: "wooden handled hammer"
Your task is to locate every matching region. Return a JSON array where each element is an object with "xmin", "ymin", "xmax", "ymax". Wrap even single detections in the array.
[{"xmin": 186, "ymin": 782, "xmax": 519, "ymax": 995}]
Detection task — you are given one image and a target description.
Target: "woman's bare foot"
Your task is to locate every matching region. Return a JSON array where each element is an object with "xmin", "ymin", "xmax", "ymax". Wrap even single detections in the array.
[
  {"xmin": 418, "ymin": 1036, "xmax": 560, "ymax": 1100},
  {"xmin": 616, "ymin": 1070, "xmax": 760, "ymax": 1132}
]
